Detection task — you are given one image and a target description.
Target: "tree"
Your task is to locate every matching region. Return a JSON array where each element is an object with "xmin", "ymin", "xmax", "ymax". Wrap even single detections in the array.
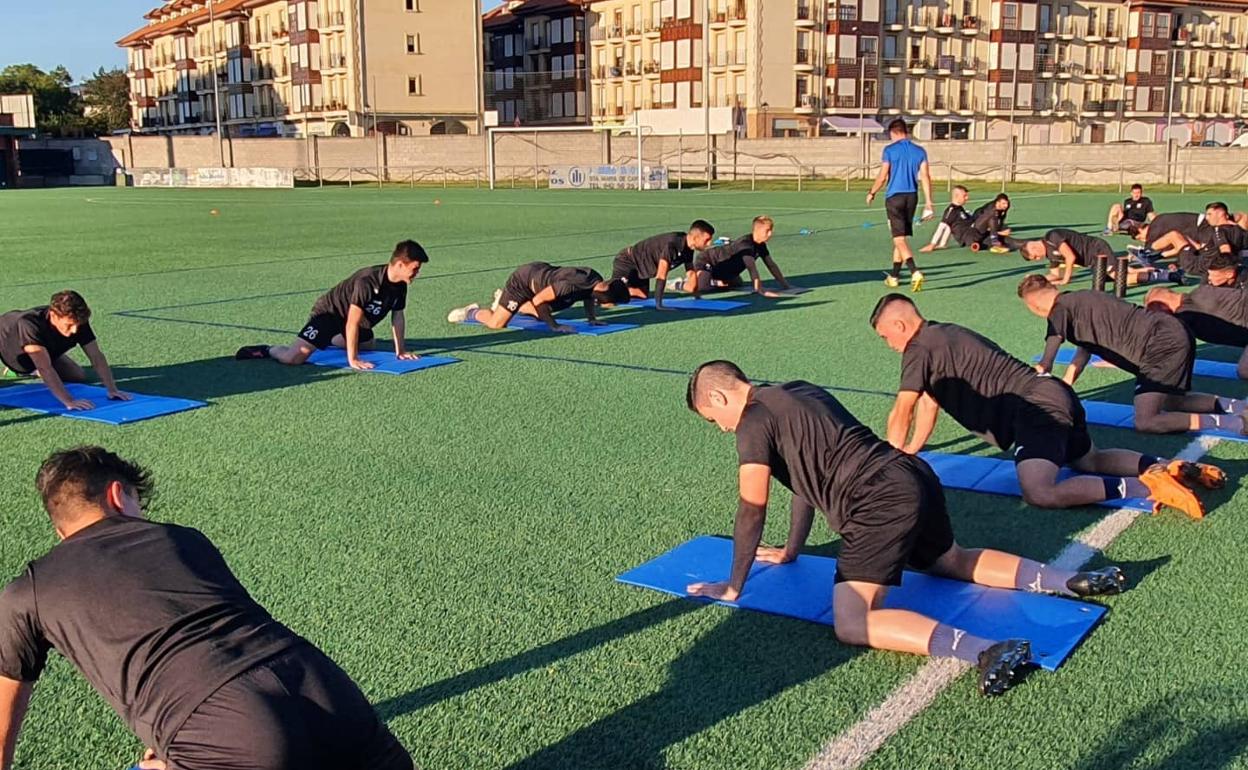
[
  {"xmin": 82, "ymin": 68, "xmax": 131, "ymax": 133},
  {"xmin": 0, "ymin": 63, "xmax": 88, "ymax": 136}
]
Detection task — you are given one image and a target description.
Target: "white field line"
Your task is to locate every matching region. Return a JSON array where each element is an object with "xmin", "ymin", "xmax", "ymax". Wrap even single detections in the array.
[{"xmin": 804, "ymin": 434, "xmax": 1219, "ymax": 770}]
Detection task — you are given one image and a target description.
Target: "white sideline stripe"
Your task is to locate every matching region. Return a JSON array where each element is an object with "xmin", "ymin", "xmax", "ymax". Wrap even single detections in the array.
[{"xmin": 804, "ymin": 434, "xmax": 1219, "ymax": 770}]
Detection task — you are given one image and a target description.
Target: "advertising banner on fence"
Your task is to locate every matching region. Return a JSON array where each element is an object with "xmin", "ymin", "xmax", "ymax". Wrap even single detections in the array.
[
  {"xmin": 133, "ymin": 167, "xmax": 294, "ymax": 188},
  {"xmin": 549, "ymin": 166, "xmax": 669, "ymax": 190}
]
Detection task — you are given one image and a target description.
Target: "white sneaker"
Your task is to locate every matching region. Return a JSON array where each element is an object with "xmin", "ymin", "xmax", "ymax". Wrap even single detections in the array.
[
  {"xmin": 447, "ymin": 303, "xmax": 479, "ymax": 324},
  {"xmin": 910, "ymin": 270, "xmax": 926, "ymax": 292},
  {"xmin": 666, "ymin": 277, "xmax": 685, "ymax": 292},
  {"xmin": 490, "ymin": 289, "xmax": 502, "ymax": 312}
]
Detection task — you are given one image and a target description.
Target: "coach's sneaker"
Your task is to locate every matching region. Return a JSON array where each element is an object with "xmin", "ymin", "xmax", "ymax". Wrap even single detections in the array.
[
  {"xmin": 1066, "ymin": 566, "xmax": 1127, "ymax": 598},
  {"xmin": 234, "ymin": 345, "xmax": 271, "ymax": 360},
  {"xmin": 490, "ymin": 289, "xmax": 502, "ymax": 312},
  {"xmin": 976, "ymin": 639, "xmax": 1033, "ymax": 697},
  {"xmin": 910, "ymin": 270, "xmax": 926, "ymax": 292},
  {"xmin": 884, "ymin": 274, "xmax": 901, "ymax": 288},
  {"xmin": 1139, "ymin": 462, "xmax": 1205, "ymax": 519},
  {"xmin": 446, "ymin": 303, "xmax": 479, "ymax": 324},
  {"xmin": 1167, "ymin": 459, "xmax": 1227, "ymax": 490}
]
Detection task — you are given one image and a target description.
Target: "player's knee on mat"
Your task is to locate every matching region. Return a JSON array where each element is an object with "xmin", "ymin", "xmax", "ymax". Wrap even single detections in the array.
[{"xmin": 1020, "ymin": 484, "xmax": 1062, "ymax": 509}]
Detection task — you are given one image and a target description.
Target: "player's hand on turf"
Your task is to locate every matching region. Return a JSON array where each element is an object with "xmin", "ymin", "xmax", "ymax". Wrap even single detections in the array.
[
  {"xmin": 588, "ymin": 319, "xmax": 607, "ymax": 326},
  {"xmin": 687, "ymin": 581, "xmax": 740, "ymax": 601},
  {"xmin": 395, "ymin": 351, "xmax": 421, "ymax": 360},
  {"xmin": 64, "ymin": 398, "xmax": 94, "ymax": 410},
  {"xmin": 348, "ymin": 357, "xmax": 376, "ymax": 370},
  {"xmin": 755, "ymin": 546, "xmax": 795, "ymax": 564},
  {"xmin": 553, "ymin": 324, "xmax": 577, "ymax": 334},
  {"xmin": 138, "ymin": 748, "xmax": 167, "ymax": 770},
  {"xmin": 107, "ymin": 389, "xmax": 132, "ymax": 401}
]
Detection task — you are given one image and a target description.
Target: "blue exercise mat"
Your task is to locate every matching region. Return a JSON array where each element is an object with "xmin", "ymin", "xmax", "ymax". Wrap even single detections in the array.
[
  {"xmin": 919, "ymin": 452, "xmax": 1152, "ymax": 512},
  {"xmin": 631, "ymin": 297, "xmax": 748, "ymax": 312},
  {"xmin": 0, "ymin": 383, "xmax": 205, "ymax": 425},
  {"xmin": 618, "ymin": 536, "xmax": 1107, "ymax": 671},
  {"xmin": 1081, "ymin": 399, "xmax": 1248, "ymax": 443},
  {"xmin": 465, "ymin": 315, "xmax": 637, "ymax": 336},
  {"xmin": 1042, "ymin": 348, "xmax": 1240, "ymax": 380},
  {"xmin": 306, "ymin": 349, "xmax": 461, "ymax": 375}
]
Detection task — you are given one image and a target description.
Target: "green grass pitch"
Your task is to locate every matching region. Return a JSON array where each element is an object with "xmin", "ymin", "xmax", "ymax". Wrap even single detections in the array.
[{"xmin": 1, "ymin": 185, "xmax": 1247, "ymax": 770}]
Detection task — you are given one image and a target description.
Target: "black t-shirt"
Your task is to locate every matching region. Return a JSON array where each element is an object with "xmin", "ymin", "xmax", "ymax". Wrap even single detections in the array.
[
  {"xmin": 310, "ymin": 265, "xmax": 407, "ymax": 327},
  {"xmin": 505, "ymin": 262, "xmax": 602, "ymax": 312},
  {"xmin": 0, "ymin": 517, "xmax": 303, "ymax": 752},
  {"xmin": 1122, "ymin": 196, "xmax": 1154, "ymax": 223},
  {"xmin": 1041, "ymin": 290, "xmax": 1174, "ymax": 374},
  {"xmin": 940, "ymin": 203, "xmax": 974, "ymax": 238},
  {"xmin": 1044, "ymin": 229, "xmax": 1111, "ymax": 267},
  {"xmin": 1149, "ymin": 212, "xmax": 1201, "ymax": 241},
  {"xmin": 734, "ymin": 381, "xmax": 898, "ymax": 531},
  {"xmin": 695, "ymin": 233, "xmax": 769, "ymax": 272},
  {"xmin": 971, "ymin": 202, "xmax": 1007, "ymax": 234},
  {"xmin": 900, "ymin": 322, "xmax": 1048, "ymax": 449},
  {"xmin": 0, "ymin": 306, "xmax": 97, "ymax": 374},
  {"xmin": 1178, "ymin": 283, "xmax": 1248, "ymax": 346},
  {"xmin": 621, "ymin": 232, "xmax": 694, "ymax": 278}
]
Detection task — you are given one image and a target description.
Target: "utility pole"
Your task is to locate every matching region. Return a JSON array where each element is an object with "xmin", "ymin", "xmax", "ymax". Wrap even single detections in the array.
[
  {"xmin": 208, "ymin": 0, "xmax": 225, "ymax": 166},
  {"xmin": 703, "ymin": 0, "xmax": 711, "ymax": 186}
]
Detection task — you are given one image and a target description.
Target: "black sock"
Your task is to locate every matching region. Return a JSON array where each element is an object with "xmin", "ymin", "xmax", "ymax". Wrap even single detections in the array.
[
  {"xmin": 905, "ymin": 258, "xmax": 918, "ymax": 273},
  {"xmin": 1137, "ymin": 455, "xmax": 1162, "ymax": 475},
  {"xmin": 891, "ymin": 262, "xmax": 902, "ymax": 278},
  {"xmin": 1102, "ymin": 477, "xmax": 1126, "ymax": 500}
]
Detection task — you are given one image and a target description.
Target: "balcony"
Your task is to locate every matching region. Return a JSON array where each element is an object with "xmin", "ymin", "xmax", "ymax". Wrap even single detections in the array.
[
  {"xmin": 936, "ymin": 55, "xmax": 955, "ymax": 73},
  {"xmin": 1081, "ymin": 100, "xmax": 1103, "ymax": 115},
  {"xmin": 957, "ymin": 97, "xmax": 977, "ymax": 114},
  {"xmin": 796, "ymin": 94, "xmax": 821, "ymax": 112},
  {"xmin": 626, "ymin": 25, "xmax": 643, "ymax": 39},
  {"xmin": 796, "ymin": 4, "xmax": 816, "ymax": 25},
  {"xmin": 958, "ymin": 57, "xmax": 981, "ymax": 75},
  {"xmin": 712, "ymin": 50, "xmax": 747, "ymax": 67},
  {"xmin": 317, "ymin": 11, "xmax": 345, "ymax": 29},
  {"xmin": 1101, "ymin": 99, "xmax": 1123, "ymax": 113},
  {"xmin": 882, "ymin": 57, "xmax": 904, "ymax": 72},
  {"xmin": 795, "ymin": 49, "xmax": 815, "ymax": 69},
  {"xmin": 907, "ymin": 58, "xmax": 932, "ymax": 74},
  {"xmin": 643, "ymin": 60, "xmax": 662, "ymax": 74},
  {"xmin": 986, "ymin": 95, "xmax": 1017, "ymax": 112},
  {"xmin": 909, "ymin": 9, "xmax": 934, "ymax": 32},
  {"xmin": 529, "ymin": 33, "xmax": 549, "ymax": 50},
  {"xmin": 884, "ymin": 9, "xmax": 903, "ymax": 29},
  {"xmin": 960, "ymin": 15, "xmax": 980, "ymax": 34},
  {"xmin": 935, "ymin": 13, "xmax": 956, "ymax": 33},
  {"xmin": 643, "ymin": 21, "xmax": 661, "ymax": 37},
  {"xmin": 624, "ymin": 62, "xmax": 642, "ymax": 78},
  {"xmin": 321, "ymin": 54, "xmax": 347, "ymax": 72},
  {"xmin": 1056, "ymin": 61, "xmax": 1082, "ymax": 78}
]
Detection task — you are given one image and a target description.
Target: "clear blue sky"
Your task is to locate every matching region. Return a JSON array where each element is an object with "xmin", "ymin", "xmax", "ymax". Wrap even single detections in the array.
[{"xmin": 2, "ymin": 0, "xmax": 506, "ymax": 84}]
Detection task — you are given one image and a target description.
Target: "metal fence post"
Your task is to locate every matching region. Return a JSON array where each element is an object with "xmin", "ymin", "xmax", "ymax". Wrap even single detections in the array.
[
  {"xmin": 1117, "ymin": 164, "xmax": 1124, "ymax": 194},
  {"xmin": 751, "ymin": 164, "xmax": 756, "ymax": 192},
  {"xmin": 1057, "ymin": 163, "xmax": 1063, "ymax": 193},
  {"xmin": 797, "ymin": 165, "xmax": 803, "ymax": 193},
  {"xmin": 348, "ymin": 167, "xmax": 353, "ymax": 187}
]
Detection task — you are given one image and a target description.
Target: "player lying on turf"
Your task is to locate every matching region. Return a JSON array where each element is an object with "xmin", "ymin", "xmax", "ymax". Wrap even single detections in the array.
[
  {"xmin": 871, "ymin": 294, "xmax": 1221, "ymax": 517},
  {"xmin": 1020, "ymin": 275, "xmax": 1248, "ymax": 435},
  {"xmin": 0, "ymin": 290, "xmax": 129, "ymax": 411},
  {"xmin": 1131, "ymin": 211, "xmax": 1205, "ymax": 260},
  {"xmin": 235, "ymin": 240, "xmax": 427, "ymax": 370},
  {"xmin": 0, "ymin": 446, "xmax": 412, "ymax": 770},
  {"xmin": 685, "ymin": 361, "xmax": 1126, "ymax": 696},
  {"xmin": 1148, "ymin": 278, "xmax": 1248, "ymax": 380},
  {"xmin": 611, "ymin": 222, "xmax": 715, "ymax": 309},
  {"xmin": 446, "ymin": 262, "xmax": 630, "ymax": 333},
  {"xmin": 676, "ymin": 216, "xmax": 802, "ymax": 297},
  {"xmin": 1020, "ymin": 228, "xmax": 1180, "ymax": 287},
  {"xmin": 970, "ymin": 193, "xmax": 1018, "ymax": 252},
  {"xmin": 1103, "ymin": 184, "xmax": 1156, "ymax": 237}
]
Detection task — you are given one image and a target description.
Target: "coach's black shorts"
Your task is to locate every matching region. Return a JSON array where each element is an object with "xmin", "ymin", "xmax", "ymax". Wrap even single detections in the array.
[
  {"xmin": 885, "ymin": 193, "xmax": 918, "ymax": 237},
  {"xmin": 835, "ymin": 455, "xmax": 955, "ymax": 586},
  {"xmin": 1011, "ymin": 377, "xmax": 1093, "ymax": 467},
  {"xmin": 163, "ymin": 644, "xmax": 412, "ymax": 770},
  {"xmin": 1136, "ymin": 319, "xmax": 1195, "ymax": 396},
  {"xmin": 297, "ymin": 314, "xmax": 374, "ymax": 350}
]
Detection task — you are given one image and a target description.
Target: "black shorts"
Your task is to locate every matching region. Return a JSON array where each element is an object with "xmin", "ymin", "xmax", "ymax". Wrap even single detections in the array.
[
  {"xmin": 610, "ymin": 251, "xmax": 651, "ymax": 295},
  {"xmin": 164, "ymin": 645, "xmax": 412, "ymax": 770},
  {"xmin": 1118, "ymin": 218, "xmax": 1144, "ymax": 236},
  {"xmin": 695, "ymin": 258, "xmax": 745, "ymax": 283},
  {"xmin": 886, "ymin": 193, "xmax": 918, "ymax": 237},
  {"xmin": 297, "ymin": 314, "xmax": 374, "ymax": 350},
  {"xmin": 1136, "ymin": 321, "xmax": 1195, "ymax": 396},
  {"xmin": 835, "ymin": 456, "xmax": 955, "ymax": 586},
  {"xmin": 1011, "ymin": 377, "xmax": 1093, "ymax": 467},
  {"xmin": 1183, "ymin": 313, "xmax": 1248, "ymax": 348},
  {"xmin": 1177, "ymin": 247, "xmax": 1211, "ymax": 277}
]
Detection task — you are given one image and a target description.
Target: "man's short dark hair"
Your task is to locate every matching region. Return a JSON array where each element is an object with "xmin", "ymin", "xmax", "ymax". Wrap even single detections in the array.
[
  {"xmin": 994, "ymin": 193, "xmax": 1011, "ymax": 204},
  {"xmin": 601, "ymin": 278, "xmax": 632, "ymax": 305},
  {"xmin": 952, "ymin": 184, "xmax": 968, "ymax": 195},
  {"xmin": 690, "ymin": 220, "xmax": 715, "ymax": 237},
  {"xmin": 1131, "ymin": 183, "xmax": 1143, "ymax": 192},
  {"xmin": 1206, "ymin": 202, "xmax": 1230, "ymax": 217},
  {"xmin": 36, "ymin": 446, "xmax": 153, "ymax": 527},
  {"xmin": 868, "ymin": 293, "xmax": 916, "ymax": 328},
  {"xmin": 1017, "ymin": 274, "xmax": 1055, "ymax": 297},
  {"xmin": 686, "ymin": 360, "xmax": 749, "ymax": 412},
  {"xmin": 49, "ymin": 291, "xmax": 90, "ymax": 324},
  {"xmin": 1206, "ymin": 252, "xmax": 1241, "ymax": 272},
  {"xmin": 887, "ymin": 119, "xmax": 909, "ymax": 136},
  {"xmin": 391, "ymin": 240, "xmax": 429, "ymax": 264}
]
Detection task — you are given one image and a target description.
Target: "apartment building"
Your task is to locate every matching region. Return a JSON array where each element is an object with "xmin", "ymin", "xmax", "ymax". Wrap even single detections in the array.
[
  {"xmin": 119, "ymin": 0, "xmax": 484, "ymax": 138},
  {"xmin": 483, "ymin": 0, "xmax": 590, "ymax": 126},
  {"xmin": 584, "ymin": 0, "xmax": 1247, "ymax": 142}
]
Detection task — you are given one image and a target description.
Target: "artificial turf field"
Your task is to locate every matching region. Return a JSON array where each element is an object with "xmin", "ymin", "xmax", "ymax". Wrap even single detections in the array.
[{"xmin": 2, "ymin": 185, "xmax": 1248, "ymax": 770}]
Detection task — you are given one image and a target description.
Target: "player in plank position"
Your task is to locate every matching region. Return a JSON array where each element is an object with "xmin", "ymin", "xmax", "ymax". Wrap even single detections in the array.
[
  {"xmin": 1019, "ymin": 275, "xmax": 1248, "ymax": 435},
  {"xmin": 870, "ymin": 294, "xmax": 1220, "ymax": 518},
  {"xmin": 1202, "ymin": 250, "xmax": 1247, "ymax": 288},
  {"xmin": 1147, "ymin": 269, "xmax": 1248, "ymax": 379},
  {"xmin": 1146, "ymin": 203, "xmax": 1248, "ymax": 279},
  {"xmin": 1020, "ymin": 228, "xmax": 1179, "ymax": 287},
  {"xmin": 235, "ymin": 240, "xmax": 427, "ymax": 370},
  {"xmin": 0, "ymin": 290, "xmax": 130, "ymax": 411},
  {"xmin": 679, "ymin": 216, "xmax": 800, "ymax": 297},
  {"xmin": 684, "ymin": 361, "xmax": 1126, "ymax": 696},
  {"xmin": 1103, "ymin": 184, "xmax": 1156, "ymax": 237},
  {"xmin": 0, "ymin": 446, "xmax": 412, "ymax": 770},
  {"xmin": 446, "ymin": 262, "xmax": 629, "ymax": 333},
  {"xmin": 866, "ymin": 119, "xmax": 934, "ymax": 290},
  {"xmin": 611, "ymin": 222, "xmax": 716, "ymax": 309}
]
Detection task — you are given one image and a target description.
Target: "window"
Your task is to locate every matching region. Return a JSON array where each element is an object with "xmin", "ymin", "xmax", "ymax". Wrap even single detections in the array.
[
  {"xmin": 405, "ymin": 0, "xmax": 419, "ymax": 10},
  {"xmin": 408, "ymin": 75, "xmax": 422, "ymax": 95},
  {"xmin": 1151, "ymin": 51, "xmax": 1167, "ymax": 75},
  {"xmin": 1141, "ymin": 12, "xmax": 1154, "ymax": 38},
  {"xmin": 1156, "ymin": 13, "xmax": 1170, "ymax": 38},
  {"xmin": 1002, "ymin": 3, "xmax": 1019, "ymax": 31},
  {"xmin": 406, "ymin": 34, "xmax": 420, "ymax": 53}
]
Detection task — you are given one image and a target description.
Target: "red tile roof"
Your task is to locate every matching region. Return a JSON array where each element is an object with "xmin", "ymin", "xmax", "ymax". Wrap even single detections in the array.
[{"xmin": 120, "ymin": 0, "xmax": 252, "ymax": 47}]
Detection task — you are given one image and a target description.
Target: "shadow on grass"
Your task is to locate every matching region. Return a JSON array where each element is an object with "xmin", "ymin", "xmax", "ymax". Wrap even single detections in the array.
[{"xmin": 1070, "ymin": 687, "xmax": 1248, "ymax": 770}]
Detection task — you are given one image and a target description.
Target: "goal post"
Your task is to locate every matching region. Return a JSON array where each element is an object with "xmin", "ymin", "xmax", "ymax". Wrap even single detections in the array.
[{"xmin": 485, "ymin": 121, "xmax": 660, "ymax": 191}]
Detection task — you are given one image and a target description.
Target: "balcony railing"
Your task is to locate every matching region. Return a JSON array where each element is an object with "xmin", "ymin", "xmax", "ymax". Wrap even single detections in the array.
[
  {"xmin": 796, "ymin": 48, "xmax": 814, "ymax": 64},
  {"xmin": 882, "ymin": 57, "xmax": 905, "ymax": 69},
  {"xmin": 986, "ymin": 96, "xmax": 1014, "ymax": 110},
  {"xmin": 936, "ymin": 55, "xmax": 956, "ymax": 70},
  {"xmin": 907, "ymin": 58, "xmax": 932, "ymax": 70},
  {"xmin": 643, "ymin": 60, "xmax": 662, "ymax": 73},
  {"xmin": 797, "ymin": 94, "xmax": 821, "ymax": 108},
  {"xmin": 712, "ymin": 50, "xmax": 747, "ymax": 66},
  {"xmin": 837, "ymin": 6, "xmax": 858, "ymax": 22},
  {"xmin": 317, "ymin": 11, "xmax": 345, "ymax": 27},
  {"xmin": 797, "ymin": 4, "xmax": 814, "ymax": 21}
]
